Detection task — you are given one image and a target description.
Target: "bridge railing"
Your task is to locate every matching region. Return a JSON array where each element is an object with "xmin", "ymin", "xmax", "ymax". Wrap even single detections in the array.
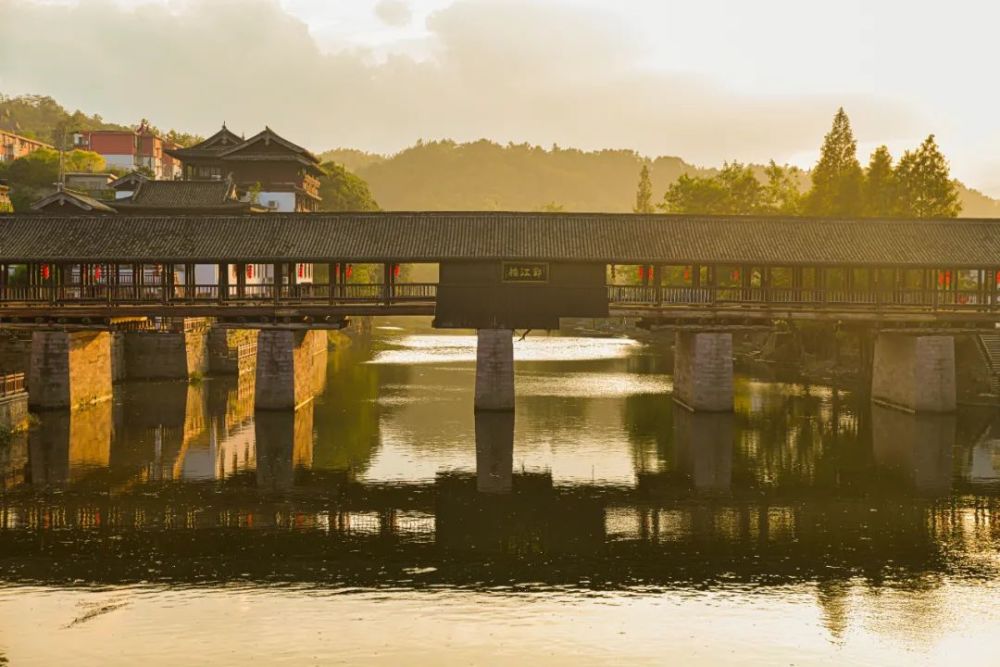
[
  {"xmin": 607, "ymin": 285, "xmax": 995, "ymax": 310},
  {"xmin": 0, "ymin": 372, "xmax": 25, "ymax": 397}
]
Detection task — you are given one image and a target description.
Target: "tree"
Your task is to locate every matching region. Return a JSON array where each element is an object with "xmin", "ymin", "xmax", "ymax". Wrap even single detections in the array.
[
  {"xmin": 662, "ymin": 162, "xmax": 762, "ymax": 215},
  {"xmin": 861, "ymin": 146, "xmax": 896, "ymax": 217},
  {"xmin": 2, "ymin": 147, "xmax": 105, "ymax": 211},
  {"xmin": 760, "ymin": 161, "xmax": 803, "ymax": 214},
  {"xmin": 805, "ymin": 108, "xmax": 864, "ymax": 217},
  {"xmin": 633, "ymin": 164, "xmax": 654, "ymax": 213},
  {"xmin": 894, "ymin": 135, "xmax": 961, "ymax": 218},
  {"xmin": 317, "ymin": 161, "xmax": 380, "ymax": 211}
]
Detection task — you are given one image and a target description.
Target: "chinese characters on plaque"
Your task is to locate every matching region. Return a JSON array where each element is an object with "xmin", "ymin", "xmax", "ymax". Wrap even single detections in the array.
[{"xmin": 501, "ymin": 262, "xmax": 549, "ymax": 283}]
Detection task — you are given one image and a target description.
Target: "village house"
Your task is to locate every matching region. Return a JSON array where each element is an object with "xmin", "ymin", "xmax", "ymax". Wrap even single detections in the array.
[
  {"xmin": 0, "ymin": 129, "xmax": 52, "ymax": 162},
  {"xmin": 71, "ymin": 125, "xmax": 182, "ymax": 180}
]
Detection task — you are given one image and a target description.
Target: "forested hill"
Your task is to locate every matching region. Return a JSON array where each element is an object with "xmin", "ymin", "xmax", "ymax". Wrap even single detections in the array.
[{"xmin": 320, "ymin": 140, "xmax": 1000, "ymax": 217}]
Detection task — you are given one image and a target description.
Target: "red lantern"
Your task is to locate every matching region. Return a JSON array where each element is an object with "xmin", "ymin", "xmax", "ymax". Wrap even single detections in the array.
[
  {"xmin": 683, "ymin": 267, "xmax": 691, "ymax": 281},
  {"xmin": 346, "ymin": 264, "xmax": 353, "ymax": 279},
  {"xmin": 298, "ymin": 264, "xmax": 304, "ymax": 279},
  {"xmin": 246, "ymin": 264, "xmax": 254, "ymax": 280},
  {"xmin": 731, "ymin": 269, "xmax": 740, "ymax": 282},
  {"xmin": 41, "ymin": 264, "xmax": 50, "ymax": 280},
  {"xmin": 393, "ymin": 264, "xmax": 400, "ymax": 278},
  {"xmin": 94, "ymin": 265, "xmax": 102, "ymax": 281}
]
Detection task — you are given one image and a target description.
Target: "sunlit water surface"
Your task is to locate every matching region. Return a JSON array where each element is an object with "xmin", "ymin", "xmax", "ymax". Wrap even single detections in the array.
[{"xmin": 1, "ymin": 320, "xmax": 1000, "ymax": 665}]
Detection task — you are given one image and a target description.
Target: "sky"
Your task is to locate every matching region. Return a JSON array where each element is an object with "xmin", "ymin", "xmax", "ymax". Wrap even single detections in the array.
[{"xmin": 2, "ymin": 0, "xmax": 1000, "ymax": 195}]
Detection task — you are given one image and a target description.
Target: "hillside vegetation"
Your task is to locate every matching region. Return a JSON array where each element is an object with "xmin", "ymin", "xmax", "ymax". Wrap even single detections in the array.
[{"xmin": 321, "ymin": 140, "xmax": 1000, "ymax": 217}]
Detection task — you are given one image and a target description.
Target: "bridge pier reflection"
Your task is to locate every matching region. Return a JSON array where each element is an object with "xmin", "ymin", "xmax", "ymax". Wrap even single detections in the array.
[
  {"xmin": 28, "ymin": 400, "xmax": 113, "ymax": 485},
  {"xmin": 872, "ymin": 405, "xmax": 954, "ymax": 494},
  {"xmin": 475, "ymin": 411, "xmax": 514, "ymax": 493},
  {"xmin": 255, "ymin": 404, "xmax": 315, "ymax": 490},
  {"xmin": 673, "ymin": 408, "xmax": 734, "ymax": 492}
]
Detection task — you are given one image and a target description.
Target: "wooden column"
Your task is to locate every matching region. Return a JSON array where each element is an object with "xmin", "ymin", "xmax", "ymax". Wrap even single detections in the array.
[
  {"xmin": 218, "ymin": 263, "xmax": 228, "ymax": 303},
  {"xmin": 274, "ymin": 263, "xmax": 284, "ymax": 304}
]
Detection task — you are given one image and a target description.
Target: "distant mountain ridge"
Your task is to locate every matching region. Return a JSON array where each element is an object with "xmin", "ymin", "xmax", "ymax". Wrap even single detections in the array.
[{"xmin": 320, "ymin": 140, "xmax": 1000, "ymax": 218}]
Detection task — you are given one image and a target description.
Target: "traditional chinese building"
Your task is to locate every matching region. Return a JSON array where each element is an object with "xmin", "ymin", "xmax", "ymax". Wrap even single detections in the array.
[
  {"xmin": 114, "ymin": 179, "xmax": 259, "ymax": 215},
  {"xmin": 165, "ymin": 125, "xmax": 322, "ymax": 212},
  {"xmin": 29, "ymin": 186, "xmax": 116, "ymax": 214}
]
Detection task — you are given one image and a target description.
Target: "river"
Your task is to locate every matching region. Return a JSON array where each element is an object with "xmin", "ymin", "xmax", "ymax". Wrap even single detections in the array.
[{"xmin": 1, "ymin": 319, "xmax": 999, "ymax": 665}]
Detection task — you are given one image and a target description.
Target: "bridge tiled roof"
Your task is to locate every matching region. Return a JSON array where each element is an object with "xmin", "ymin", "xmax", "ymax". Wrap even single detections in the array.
[{"xmin": 0, "ymin": 213, "xmax": 998, "ymax": 267}]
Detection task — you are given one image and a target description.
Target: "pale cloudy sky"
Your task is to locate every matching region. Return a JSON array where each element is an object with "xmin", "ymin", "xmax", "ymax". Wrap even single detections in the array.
[{"xmin": 2, "ymin": 0, "xmax": 1000, "ymax": 194}]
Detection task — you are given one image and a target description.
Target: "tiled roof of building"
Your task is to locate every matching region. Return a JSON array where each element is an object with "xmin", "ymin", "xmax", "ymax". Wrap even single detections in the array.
[
  {"xmin": 164, "ymin": 125, "xmax": 244, "ymax": 160},
  {"xmin": 109, "ymin": 171, "xmax": 149, "ymax": 190},
  {"xmin": 115, "ymin": 179, "xmax": 243, "ymax": 209},
  {"xmin": 1, "ymin": 213, "xmax": 999, "ymax": 266},
  {"xmin": 29, "ymin": 189, "xmax": 117, "ymax": 214}
]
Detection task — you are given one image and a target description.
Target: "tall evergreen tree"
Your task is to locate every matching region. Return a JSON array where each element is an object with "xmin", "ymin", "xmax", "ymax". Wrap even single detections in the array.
[
  {"xmin": 805, "ymin": 108, "xmax": 864, "ymax": 217},
  {"xmin": 894, "ymin": 135, "xmax": 961, "ymax": 218},
  {"xmin": 862, "ymin": 145, "xmax": 897, "ymax": 217},
  {"xmin": 633, "ymin": 164, "xmax": 654, "ymax": 213}
]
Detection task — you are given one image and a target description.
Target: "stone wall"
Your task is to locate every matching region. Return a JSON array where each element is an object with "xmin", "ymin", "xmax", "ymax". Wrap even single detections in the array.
[
  {"xmin": 208, "ymin": 328, "xmax": 259, "ymax": 376},
  {"xmin": 28, "ymin": 331, "xmax": 112, "ymax": 409},
  {"xmin": 673, "ymin": 332, "xmax": 734, "ymax": 412},
  {"xmin": 871, "ymin": 334, "xmax": 956, "ymax": 413},
  {"xmin": 124, "ymin": 330, "xmax": 209, "ymax": 380},
  {"xmin": 0, "ymin": 393, "xmax": 28, "ymax": 432}
]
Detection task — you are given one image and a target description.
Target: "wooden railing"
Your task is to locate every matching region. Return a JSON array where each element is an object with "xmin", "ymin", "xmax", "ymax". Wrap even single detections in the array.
[
  {"xmin": 0, "ymin": 281, "xmax": 996, "ymax": 313},
  {"xmin": 606, "ymin": 285, "xmax": 995, "ymax": 310},
  {"xmin": 0, "ymin": 283, "xmax": 439, "ymax": 306},
  {"xmin": 0, "ymin": 372, "xmax": 25, "ymax": 397}
]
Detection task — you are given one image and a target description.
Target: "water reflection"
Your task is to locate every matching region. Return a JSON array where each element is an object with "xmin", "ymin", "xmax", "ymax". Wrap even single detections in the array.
[{"xmin": 2, "ymin": 325, "xmax": 1000, "ymax": 661}]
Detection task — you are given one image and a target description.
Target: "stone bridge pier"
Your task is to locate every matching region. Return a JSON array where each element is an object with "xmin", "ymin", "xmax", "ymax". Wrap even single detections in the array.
[
  {"xmin": 871, "ymin": 334, "xmax": 956, "ymax": 413},
  {"xmin": 475, "ymin": 329, "xmax": 515, "ymax": 412},
  {"xmin": 27, "ymin": 331, "xmax": 114, "ymax": 409},
  {"xmin": 254, "ymin": 329, "xmax": 328, "ymax": 410},
  {"xmin": 672, "ymin": 332, "xmax": 734, "ymax": 412}
]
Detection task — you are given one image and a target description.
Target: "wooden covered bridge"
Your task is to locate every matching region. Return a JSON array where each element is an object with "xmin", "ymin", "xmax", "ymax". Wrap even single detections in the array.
[{"xmin": 1, "ymin": 212, "xmax": 998, "ymax": 414}]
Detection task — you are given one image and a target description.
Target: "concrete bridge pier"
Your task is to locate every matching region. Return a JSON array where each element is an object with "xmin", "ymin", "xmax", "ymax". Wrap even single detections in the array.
[
  {"xmin": 474, "ymin": 329, "xmax": 515, "ymax": 412},
  {"xmin": 27, "ymin": 331, "xmax": 113, "ymax": 409},
  {"xmin": 871, "ymin": 334, "xmax": 956, "ymax": 413},
  {"xmin": 254, "ymin": 329, "xmax": 328, "ymax": 410},
  {"xmin": 672, "ymin": 332, "xmax": 734, "ymax": 412}
]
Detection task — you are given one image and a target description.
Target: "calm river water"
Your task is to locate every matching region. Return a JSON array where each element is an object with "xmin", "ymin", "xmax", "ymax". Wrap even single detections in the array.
[{"xmin": 1, "ymin": 319, "xmax": 1000, "ymax": 665}]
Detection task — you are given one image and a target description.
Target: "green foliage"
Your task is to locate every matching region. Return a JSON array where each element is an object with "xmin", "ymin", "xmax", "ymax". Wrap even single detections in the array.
[
  {"xmin": 2, "ymin": 147, "xmax": 106, "ymax": 210},
  {"xmin": 662, "ymin": 161, "xmax": 801, "ymax": 215},
  {"xmin": 318, "ymin": 161, "xmax": 380, "ymax": 212},
  {"xmin": 804, "ymin": 108, "xmax": 864, "ymax": 217},
  {"xmin": 0, "ymin": 94, "xmax": 127, "ymax": 146},
  {"xmin": 894, "ymin": 135, "xmax": 961, "ymax": 218},
  {"xmin": 761, "ymin": 161, "xmax": 803, "ymax": 214},
  {"xmin": 862, "ymin": 145, "xmax": 897, "ymax": 217},
  {"xmin": 633, "ymin": 164, "xmax": 654, "ymax": 213}
]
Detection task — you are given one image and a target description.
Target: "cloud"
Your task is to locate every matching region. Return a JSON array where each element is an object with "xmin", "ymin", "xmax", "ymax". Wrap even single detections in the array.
[
  {"xmin": 0, "ymin": 0, "xmax": 925, "ymax": 173},
  {"xmin": 374, "ymin": 0, "xmax": 411, "ymax": 27}
]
